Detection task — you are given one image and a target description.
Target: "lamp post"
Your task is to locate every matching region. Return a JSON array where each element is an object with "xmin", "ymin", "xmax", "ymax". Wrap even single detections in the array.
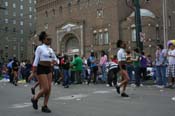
[
  {"xmin": 133, "ymin": 0, "xmax": 143, "ymax": 51},
  {"xmin": 162, "ymin": 0, "xmax": 168, "ymax": 48}
]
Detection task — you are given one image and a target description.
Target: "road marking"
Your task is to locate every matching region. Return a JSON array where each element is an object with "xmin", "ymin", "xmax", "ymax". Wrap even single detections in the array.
[
  {"xmin": 53, "ymin": 94, "xmax": 88, "ymax": 100},
  {"xmin": 9, "ymin": 102, "xmax": 32, "ymax": 109},
  {"xmin": 93, "ymin": 90, "xmax": 111, "ymax": 94}
]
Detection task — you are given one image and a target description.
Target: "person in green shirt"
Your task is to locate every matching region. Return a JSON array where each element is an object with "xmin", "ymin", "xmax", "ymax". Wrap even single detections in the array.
[
  {"xmin": 132, "ymin": 48, "xmax": 141, "ymax": 87},
  {"xmin": 71, "ymin": 54, "xmax": 83, "ymax": 84}
]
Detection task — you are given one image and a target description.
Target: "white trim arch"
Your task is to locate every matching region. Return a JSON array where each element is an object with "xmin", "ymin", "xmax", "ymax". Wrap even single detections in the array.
[{"xmin": 129, "ymin": 9, "xmax": 156, "ymax": 18}]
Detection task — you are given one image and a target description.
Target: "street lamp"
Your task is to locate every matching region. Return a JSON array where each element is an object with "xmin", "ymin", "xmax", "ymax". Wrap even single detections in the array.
[
  {"xmin": 133, "ymin": 0, "xmax": 143, "ymax": 51},
  {"xmin": 126, "ymin": 0, "xmax": 143, "ymax": 51}
]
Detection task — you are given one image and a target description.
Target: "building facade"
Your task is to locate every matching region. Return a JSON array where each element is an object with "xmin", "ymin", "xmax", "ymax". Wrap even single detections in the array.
[
  {"xmin": 0, "ymin": 0, "xmax": 36, "ymax": 61},
  {"xmin": 35, "ymin": 0, "xmax": 175, "ymax": 59}
]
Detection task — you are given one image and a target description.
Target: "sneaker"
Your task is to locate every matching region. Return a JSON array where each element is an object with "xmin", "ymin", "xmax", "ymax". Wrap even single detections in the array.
[
  {"xmin": 31, "ymin": 98, "xmax": 38, "ymax": 110},
  {"xmin": 31, "ymin": 87, "xmax": 35, "ymax": 95},
  {"xmin": 64, "ymin": 85, "xmax": 69, "ymax": 88},
  {"xmin": 172, "ymin": 96, "xmax": 175, "ymax": 101},
  {"xmin": 140, "ymin": 84, "xmax": 143, "ymax": 87},
  {"xmin": 41, "ymin": 106, "xmax": 51, "ymax": 113},
  {"xmin": 121, "ymin": 93, "xmax": 129, "ymax": 97},
  {"xmin": 115, "ymin": 85, "xmax": 120, "ymax": 94}
]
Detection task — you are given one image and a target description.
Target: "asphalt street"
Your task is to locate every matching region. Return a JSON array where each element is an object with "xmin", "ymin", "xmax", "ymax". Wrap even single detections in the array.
[{"xmin": 0, "ymin": 82, "xmax": 175, "ymax": 116}]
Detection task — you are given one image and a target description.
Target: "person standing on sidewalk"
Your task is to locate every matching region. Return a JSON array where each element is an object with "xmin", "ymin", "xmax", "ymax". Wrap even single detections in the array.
[
  {"xmin": 31, "ymin": 31, "xmax": 57, "ymax": 113},
  {"xmin": 62, "ymin": 55, "xmax": 70, "ymax": 88},
  {"xmin": 166, "ymin": 43, "xmax": 175, "ymax": 88},
  {"xmin": 71, "ymin": 54, "xmax": 83, "ymax": 84},
  {"xmin": 99, "ymin": 50, "xmax": 108, "ymax": 83},
  {"xmin": 166, "ymin": 43, "xmax": 175, "ymax": 101},
  {"xmin": 132, "ymin": 48, "xmax": 141, "ymax": 87},
  {"xmin": 155, "ymin": 44, "xmax": 167, "ymax": 88},
  {"xmin": 115, "ymin": 40, "xmax": 130, "ymax": 97},
  {"xmin": 87, "ymin": 52, "xmax": 98, "ymax": 84}
]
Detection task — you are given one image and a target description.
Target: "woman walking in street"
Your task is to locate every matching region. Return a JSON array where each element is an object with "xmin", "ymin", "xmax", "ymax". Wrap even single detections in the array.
[
  {"xmin": 115, "ymin": 40, "xmax": 130, "ymax": 97},
  {"xmin": 31, "ymin": 31, "xmax": 57, "ymax": 113}
]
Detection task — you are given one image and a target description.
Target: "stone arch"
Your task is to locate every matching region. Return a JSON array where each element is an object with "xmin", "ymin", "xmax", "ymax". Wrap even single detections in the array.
[{"xmin": 60, "ymin": 33, "xmax": 80, "ymax": 55}]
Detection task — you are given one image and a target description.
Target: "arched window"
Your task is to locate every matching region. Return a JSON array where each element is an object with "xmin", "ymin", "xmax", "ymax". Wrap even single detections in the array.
[{"xmin": 129, "ymin": 9, "xmax": 156, "ymax": 18}]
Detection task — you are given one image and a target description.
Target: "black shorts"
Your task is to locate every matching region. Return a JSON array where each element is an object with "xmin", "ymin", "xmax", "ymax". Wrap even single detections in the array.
[{"xmin": 37, "ymin": 64, "xmax": 52, "ymax": 75}]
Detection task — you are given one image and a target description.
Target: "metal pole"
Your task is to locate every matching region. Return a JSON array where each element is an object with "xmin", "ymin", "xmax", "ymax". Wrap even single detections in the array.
[
  {"xmin": 134, "ymin": 0, "xmax": 143, "ymax": 51},
  {"xmin": 163, "ymin": 0, "xmax": 168, "ymax": 48}
]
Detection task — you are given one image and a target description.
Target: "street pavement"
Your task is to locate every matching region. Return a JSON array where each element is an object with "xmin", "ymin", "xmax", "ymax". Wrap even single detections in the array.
[{"xmin": 0, "ymin": 81, "xmax": 175, "ymax": 116}]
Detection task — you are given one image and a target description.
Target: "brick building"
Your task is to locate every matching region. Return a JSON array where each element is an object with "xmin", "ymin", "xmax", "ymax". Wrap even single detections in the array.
[
  {"xmin": 34, "ymin": 0, "xmax": 175, "ymax": 59},
  {"xmin": 0, "ymin": 0, "xmax": 36, "ymax": 61}
]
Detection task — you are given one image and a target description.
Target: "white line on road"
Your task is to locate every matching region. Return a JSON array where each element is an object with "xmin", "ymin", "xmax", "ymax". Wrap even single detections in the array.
[
  {"xmin": 9, "ymin": 102, "xmax": 32, "ymax": 109},
  {"xmin": 53, "ymin": 94, "xmax": 88, "ymax": 101}
]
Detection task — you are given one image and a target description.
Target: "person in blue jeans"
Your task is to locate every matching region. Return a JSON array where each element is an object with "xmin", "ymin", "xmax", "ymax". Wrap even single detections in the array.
[
  {"xmin": 53, "ymin": 58, "xmax": 60, "ymax": 85},
  {"xmin": 88, "ymin": 52, "xmax": 98, "ymax": 84},
  {"xmin": 132, "ymin": 48, "xmax": 141, "ymax": 87},
  {"xmin": 62, "ymin": 55, "xmax": 70, "ymax": 88},
  {"xmin": 126, "ymin": 50, "xmax": 134, "ymax": 83},
  {"xmin": 99, "ymin": 50, "xmax": 107, "ymax": 83},
  {"xmin": 155, "ymin": 44, "xmax": 167, "ymax": 87}
]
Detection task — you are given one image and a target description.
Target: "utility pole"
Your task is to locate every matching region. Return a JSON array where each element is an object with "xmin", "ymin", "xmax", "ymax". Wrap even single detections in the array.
[
  {"xmin": 133, "ymin": 0, "xmax": 143, "ymax": 51},
  {"xmin": 162, "ymin": 0, "xmax": 168, "ymax": 48}
]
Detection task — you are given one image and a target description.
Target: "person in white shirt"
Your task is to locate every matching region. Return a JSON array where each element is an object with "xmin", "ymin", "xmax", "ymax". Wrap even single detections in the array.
[
  {"xmin": 115, "ymin": 40, "xmax": 130, "ymax": 97},
  {"xmin": 166, "ymin": 43, "xmax": 175, "ymax": 101},
  {"xmin": 31, "ymin": 31, "xmax": 57, "ymax": 113}
]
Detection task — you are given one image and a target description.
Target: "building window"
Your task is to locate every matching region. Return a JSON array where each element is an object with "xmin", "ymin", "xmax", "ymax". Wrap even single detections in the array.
[
  {"xmin": 20, "ymin": 13, "xmax": 23, "ymax": 17},
  {"xmin": 5, "ymin": 19, "xmax": 8, "ymax": 23},
  {"xmin": 97, "ymin": 9, "xmax": 103, "ymax": 18},
  {"xmin": 20, "ymin": 29, "xmax": 24, "ymax": 34},
  {"xmin": 45, "ymin": 11, "xmax": 48, "ymax": 17},
  {"xmin": 52, "ymin": 9, "xmax": 55, "ymax": 15},
  {"xmin": 99, "ymin": 32, "xmax": 103, "ymax": 45},
  {"xmin": 5, "ymin": 2, "xmax": 8, "ymax": 7},
  {"xmin": 87, "ymin": 0, "xmax": 90, "ymax": 6},
  {"xmin": 29, "ymin": 7, "xmax": 32, "ymax": 12},
  {"xmin": 34, "ymin": 0, "xmax": 36, "ymax": 4},
  {"xmin": 104, "ymin": 31, "xmax": 109, "ymax": 44},
  {"xmin": 168, "ymin": 15, "xmax": 172, "ymax": 28},
  {"xmin": 44, "ymin": 23, "xmax": 48, "ymax": 30},
  {"xmin": 20, "ymin": 21, "xmax": 24, "ymax": 26},
  {"xmin": 59, "ymin": 6, "xmax": 63, "ymax": 14},
  {"xmin": 21, "ymin": 38, "xmax": 24, "ymax": 42},
  {"xmin": 13, "ymin": 20, "xmax": 16, "ymax": 24},
  {"xmin": 13, "ymin": 3, "xmax": 16, "ymax": 8},
  {"xmin": 13, "ymin": 28, "xmax": 16, "ymax": 32},
  {"xmin": 13, "ymin": 12, "xmax": 16, "ymax": 17},
  {"xmin": 34, "ymin": 8, "xmax": 36, "ymax": 12},
  {"xmin": 4, "ymin": 10, "xmax": 8, "ymax": 15},
  {"xmin": 20, "ymin": 0, "xmax": 23, "ymax": 2},
  {"xmin": 93, "ymin": 31, "xmax": 98, "ymax": 45},
  {"xmin": 29, "ymin": 23, "xmax": 32, "ymax": 27},
  {"xmin": 13, "ymin": 46, "xmax": 16, "ymax": 50},
  {"xmin": 77, "ymin": 0, "xmax": 81, "ymax": 9},
  {"xmin": 20, "ymin": 5, "xmax": 23, "ymax": 10},
  {"xmin": 29, "ymin": 0, "xmax": 32, "ymax": 4},
  {"xmin": 132, "ymin": 28, "xmax": 136, "ymax": 42},
  {"xmin": 68, "ymin": 2, "xmax": 71, "ymax": 13},
  {"xmin": 77, "ymin": 0, "xmax": 80, "ymax": 4},
  {"xmin": 29, "ymin": 15, "xmax": 32, "ymax": 19},
  {"xmin": 5, "ymin": 27, "xmax": 8, "ymax": 32}
]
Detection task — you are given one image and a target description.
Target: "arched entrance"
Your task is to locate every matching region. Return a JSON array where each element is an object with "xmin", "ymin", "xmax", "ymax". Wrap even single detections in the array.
[
  {"xmin": 120, "ymin": 9, "xmax": 159, "ymax": 56},
  {"xmin": 61, "ymin": 33, "xmax": 80, "ymax": 56}
]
